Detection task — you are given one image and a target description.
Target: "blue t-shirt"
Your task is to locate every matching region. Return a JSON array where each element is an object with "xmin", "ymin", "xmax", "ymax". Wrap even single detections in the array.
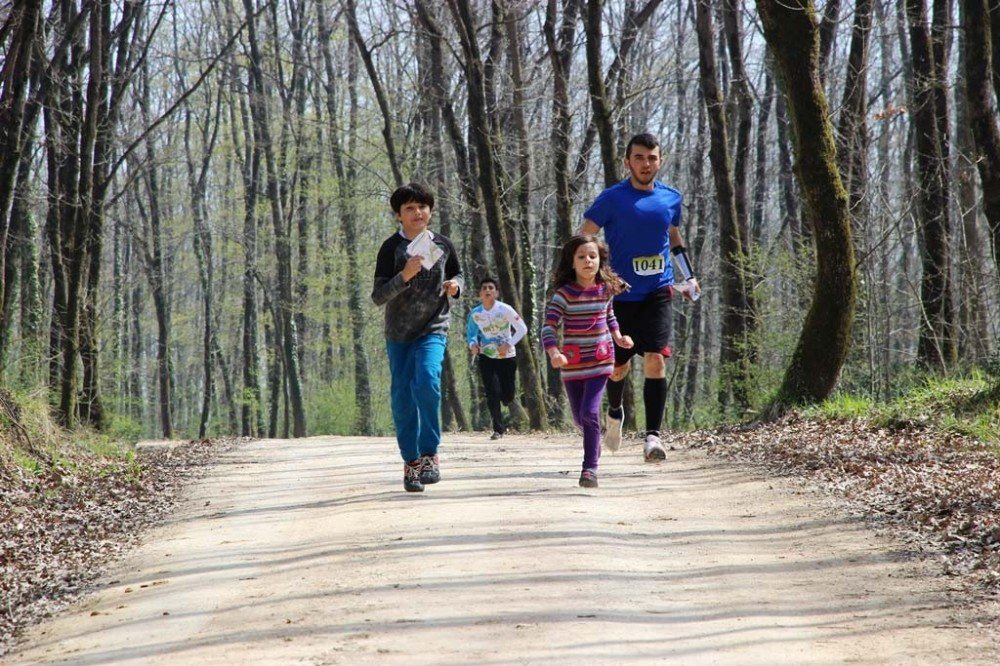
[{"xmin": 584, "ymin": 179, "xmax": 682, "ymax": 302}]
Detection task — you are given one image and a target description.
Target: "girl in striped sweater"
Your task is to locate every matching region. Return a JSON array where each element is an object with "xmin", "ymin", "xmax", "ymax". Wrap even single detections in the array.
[{"xmin": 542, "ymin": 235, "xmax": 633, "ymax": 488}]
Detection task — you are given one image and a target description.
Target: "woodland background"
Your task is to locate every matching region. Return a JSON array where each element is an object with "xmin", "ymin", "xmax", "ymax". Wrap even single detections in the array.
[{"xmin": 1, "ymin": 0, "xmax": 998, "ymax": 441}]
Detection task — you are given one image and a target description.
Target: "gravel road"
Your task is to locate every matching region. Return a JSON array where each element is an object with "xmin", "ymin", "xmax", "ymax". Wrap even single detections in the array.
[{"xmin": 8, "ymin": 434, "xmax": 998, "ymax": 664}]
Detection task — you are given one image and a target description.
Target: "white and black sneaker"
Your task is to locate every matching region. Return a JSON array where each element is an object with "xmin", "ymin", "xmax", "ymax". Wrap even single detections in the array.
[
  {"xmin": 604, "ymin": 408, "xmax": 624, "ymax": 452},
  {"xmin": 643, "ymin": 432, "xmax": 666, "ymax": 462}
]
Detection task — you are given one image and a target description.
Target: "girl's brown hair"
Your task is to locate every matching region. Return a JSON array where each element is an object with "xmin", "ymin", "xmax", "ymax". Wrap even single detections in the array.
[{"xmin": 550, "ymin": 234, "xmax": 628, "ymax": 296}]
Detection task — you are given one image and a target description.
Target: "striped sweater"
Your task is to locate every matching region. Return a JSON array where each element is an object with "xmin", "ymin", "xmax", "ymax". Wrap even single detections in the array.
[{"xmin": 541, "ymin": 282, "xmax": 619, "ymax": 381}]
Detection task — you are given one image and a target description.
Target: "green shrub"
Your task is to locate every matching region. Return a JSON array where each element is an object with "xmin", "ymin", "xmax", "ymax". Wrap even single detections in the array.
[{"xmin": 805, "ymin": 393, "xmax": 873, "ymax": 420}]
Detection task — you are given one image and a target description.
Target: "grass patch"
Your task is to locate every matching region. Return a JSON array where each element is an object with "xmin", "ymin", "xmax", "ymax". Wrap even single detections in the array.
[
  {"xmin": 803, "ymin": 393, "xmax": 873, "ymax": 420},
  {"xmin": 1, "ymin": 391, "xmax": 143, "ymax": 484},
  {"xmin": 804, "ymin": 375, "xmax": 1000, "ymax": 449}
]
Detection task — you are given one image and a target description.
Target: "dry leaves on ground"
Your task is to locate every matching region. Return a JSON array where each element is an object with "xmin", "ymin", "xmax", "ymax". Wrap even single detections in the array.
[
  {"xmin": 0, "ymin": 438, "xmax": 241, "ymax": 656},
  {"xmin": 670, "ymin": 416, "xmax": 1000, "ymax": 591}
]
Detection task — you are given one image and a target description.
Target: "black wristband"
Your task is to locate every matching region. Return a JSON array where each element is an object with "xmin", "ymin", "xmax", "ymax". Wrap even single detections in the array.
[{"xmin": 672, "ymin": 246, "xmax": 695, "ymax": 280}]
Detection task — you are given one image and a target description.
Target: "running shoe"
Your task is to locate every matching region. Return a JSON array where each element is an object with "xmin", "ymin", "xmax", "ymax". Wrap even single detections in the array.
[
  {"xmin": 419, "ymin": 454, "xmax": 440, "ymax": 485},
  {"xmin": 490, "ymin": 431, "xmax": 504, "ymax": 441},
  {"xmin": 404, "ymin": 460, "xmax": 424, "ymax": 492},
  {"xmin": 579, "ymin": 469, "xmax": 599, "ymax": 488},
  {"xmin": 604, "ymin": 408, "xmax": 624, "ymax": 452},
  {"xmin": 643, "ymin": 432, "xmax": 666, "ymax": 462}
]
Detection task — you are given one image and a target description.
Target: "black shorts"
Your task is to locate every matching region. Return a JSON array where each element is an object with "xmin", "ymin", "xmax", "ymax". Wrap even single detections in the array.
[{"xmin": 612, "ymin": 285, "xmax": 673, "ymax": 366}]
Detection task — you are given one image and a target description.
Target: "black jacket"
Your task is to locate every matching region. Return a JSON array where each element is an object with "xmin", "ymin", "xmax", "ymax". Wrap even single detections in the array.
[{"xmin": 371, "ymin": 230, "xmax": 464, "ymax": 342}]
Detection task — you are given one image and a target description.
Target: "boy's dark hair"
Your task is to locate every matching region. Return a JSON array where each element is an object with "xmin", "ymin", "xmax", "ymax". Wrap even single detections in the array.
[
  {"xmin": 390, "ymin": 182, "xmax": 435, "ymax": 213},
  {"xmin": 478, "ymin": 276, "xmax": 499, "ymax": 290},
  {"xmin": 625, "ymin": 132, "xmax": 660, "ymax": 158},
  {"xmin": 551, "ymin": 234, "xmax": 627, "ymax": 296}
]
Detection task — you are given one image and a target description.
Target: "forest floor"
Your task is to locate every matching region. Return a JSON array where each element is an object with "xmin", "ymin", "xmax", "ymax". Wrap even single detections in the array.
[{"xmin": 3, "ymin": 421, "xmax": 1000, "ymax": 664}]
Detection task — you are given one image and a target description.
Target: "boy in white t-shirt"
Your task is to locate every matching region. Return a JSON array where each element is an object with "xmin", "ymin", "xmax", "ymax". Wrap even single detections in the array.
[{"xmin": 466, "ymin": 277, "xmax": 528, "ymax": 439}]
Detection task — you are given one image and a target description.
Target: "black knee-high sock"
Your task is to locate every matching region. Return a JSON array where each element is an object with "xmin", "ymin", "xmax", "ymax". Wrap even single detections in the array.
[
  {"xmin": 606, "ymin": 378, "xmax": 625, "ymax": 418},
  {"xmin": 644, "ymin": 377, "xmax": 667, "ymax": 434}
]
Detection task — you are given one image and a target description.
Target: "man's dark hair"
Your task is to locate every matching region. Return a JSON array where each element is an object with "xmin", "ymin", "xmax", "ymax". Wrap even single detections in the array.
[
  {"xmin": 390, "ymin": 182, "xmax": 435, "ymax": 213},
  {"xmin": 478, "ymin": 276, "xmax": 499, "ymax": 290},
  {"xmin": 625, "ymin": 132, "xmax": 660, "ymax": 158}
]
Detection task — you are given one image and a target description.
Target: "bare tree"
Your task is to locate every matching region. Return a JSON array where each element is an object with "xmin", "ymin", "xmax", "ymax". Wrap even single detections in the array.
[
  {"xmin": 241, "ymin": 0, "xmax": 307, "ymax": 436},
  {"xmin": 961, "ymin": 0, "xmax": 1000, "ymax": 287},
  {"xmin": 695, "ymin": 0, "xmax": 751, "ymax": 410},
  {"xmin": 446, "ymin": 0, "xmax": 548, "ymax": 429},
  {"xmin": 317, "ymin": 2, "xmax": 375, "ymax": 434},
  {"xmin": 905, "ymin": 0, "xmax": 956, "ymax": 371}
]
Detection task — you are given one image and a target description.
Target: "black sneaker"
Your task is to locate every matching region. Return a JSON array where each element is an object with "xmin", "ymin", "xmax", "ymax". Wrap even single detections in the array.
[
  {"xmin": 404, "ymin": 460, "xmax": 424, "ymax": 492},
  {"xmin": 419, "ymin": 454, "xmax": 440, "ymax": 485},
  {"xmin": 579, "ymin": 469, "xmax": 598, "ymax": 488},
  {"xmin": 490, "ymin": 431, "xmax": 504, "ymax": 441}
]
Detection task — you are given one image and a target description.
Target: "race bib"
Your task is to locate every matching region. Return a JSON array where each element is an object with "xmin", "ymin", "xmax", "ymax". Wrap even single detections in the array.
[{"xmin": 632, "ymin": 255, "xmax": 665, "ymax": 276}]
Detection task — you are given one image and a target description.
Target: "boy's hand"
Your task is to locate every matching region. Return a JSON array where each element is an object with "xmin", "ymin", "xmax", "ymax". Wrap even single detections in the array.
[
  {"xmin": 402, "ymin": 255, "xmax": 423, "ymax": 282},
  {"xmin": 549, "ymin": 351, "xmax": 567, "ymax": 368},
  {"xmin": 470, "ymin": 343, "xmax": 480, "ymax": 356},
  {"xmin": 616, "ymin": 334, "xmax": 634, "ymax": 349},
  {"xmin": 441, "ymin": 279, "xmax": 460, "ymax": 297}
]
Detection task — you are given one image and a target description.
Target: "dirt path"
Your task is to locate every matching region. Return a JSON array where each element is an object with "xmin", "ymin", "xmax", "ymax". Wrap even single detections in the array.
[{"xmin": 8, "ymin": 434, "xmax": 998, "ymax": 664}]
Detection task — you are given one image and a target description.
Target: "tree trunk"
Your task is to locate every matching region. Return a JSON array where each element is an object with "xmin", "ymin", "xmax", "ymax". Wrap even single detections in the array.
[
  {"xmin": 586, "ymin": 0, "xmax": 620, "ymax": 186},
  {"xmin": 0, "ymin": 2, "xmax": 42, "ymax": 329},
  {"xmin": 446, "ymin": 0, "xmax": 548, "ymax": 430},
  {"xmin": 542, "ymin": 0, "xmax": 580, "ymax": 424},
  {"xmin": 683, "ymin": 91, "xmax": 709, "ymax": 422},
  {"xmin": 695, "ymin": 0, "xmax": 751, "ymax": 412},
  {"xmin": 835, "ymin": 0, "xmax": 873, "ymax": 217},
  {"xmin": 502, "ymin": 1, "xmax": 541, "ymax": 430},
  {"xmin": 182, "ymin": 66, "xmax": 223, "ymax": 438},
  {"xmin": 817, "ymin": 0, "xmax": 842, "ymax": 80},
  {"xmin": 906, "ymin": 0, "xmax": 956, "ymax": 371},
  {"xmin": 229, "ymin": 29, "xmax": 265, "ymax": 437},
  {"xmin": 961, "ymin": 0, "xmax": 1000, "ymax": 292},
  {"xmin": 720, "ymin": 0, "xmax": 758, "ymax": 408},
  {"xmin": 136, "ymin": 51, "xmax": 175, "ymax": 437},
  {"xmin": 774, "ymin": 79, "xmax": 803, "ymax": 246},
  {"xmin": 44, "ymin": 0, "xmax": 142, "ymax": 427},
  {"xmin": 750, "ymin": 71, "xmax": 773, "ymax": 245},
  {"xmin": 318, "ymin": 3, "xmax": 374, "ymax": 434},
  {"xmin": 954, "ymin": 24, "xmax": 990, "ymax": 361},
  {"xmin": 757, "ymin": 0, "xmax": 857, "ymax": 410},
  {"xmin": 345, "ymin": 0, "xmax": 404, "ymax": 187},
  {"xmin": 242, "ymin": 0, "xmax": 306, "ymax": 437}
]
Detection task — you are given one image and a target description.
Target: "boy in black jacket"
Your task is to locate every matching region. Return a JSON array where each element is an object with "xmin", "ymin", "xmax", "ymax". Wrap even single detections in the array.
[{"xmin": 372, "ymin": 183, "xmax": 464, "ymax": 492}]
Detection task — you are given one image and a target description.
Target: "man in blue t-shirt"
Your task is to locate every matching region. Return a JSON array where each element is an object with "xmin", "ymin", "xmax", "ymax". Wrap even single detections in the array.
[{"xmin": 579, "ymin": 133, "xmax": 701, "ymax": 462}]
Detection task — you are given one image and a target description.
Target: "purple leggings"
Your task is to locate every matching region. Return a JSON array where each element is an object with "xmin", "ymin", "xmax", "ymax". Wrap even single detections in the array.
[{"xmin": 564, "ymin": 375, "xmax": 609, "ymax": 471}]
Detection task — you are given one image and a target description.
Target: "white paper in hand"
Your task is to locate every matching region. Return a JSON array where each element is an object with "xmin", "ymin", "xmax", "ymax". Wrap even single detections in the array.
[
  {"xmin": 673, "ymin": 279, "xmax": 701, "ymax": 302},
  {"xmin": 406, "ymin": 230, "xmax": 443, "ymax": 270}
]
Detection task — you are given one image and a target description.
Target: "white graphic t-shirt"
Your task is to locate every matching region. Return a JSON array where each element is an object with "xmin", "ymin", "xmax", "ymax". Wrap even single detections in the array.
[{"xmin": 466, "ymin": 302, "xmax": 527, "ymax": 359}]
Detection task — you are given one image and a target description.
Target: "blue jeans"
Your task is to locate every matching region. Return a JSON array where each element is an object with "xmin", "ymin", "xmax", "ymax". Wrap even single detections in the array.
[{"xmin": 386, "ymin": 334, "xmax": 447, "ymax": 462}]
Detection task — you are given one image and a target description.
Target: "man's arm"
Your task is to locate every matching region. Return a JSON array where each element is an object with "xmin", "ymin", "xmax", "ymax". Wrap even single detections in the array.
[
  {"xmin": 668, "ymin": 225, "xmax": 701, "ymax": 299},
  {"xmin": 578, "ymin": 218, "xmax": 600, "ymax": 236},
  {"xmin": 668, "ymin": 225, "xmax": 685, "ymax": 249}
]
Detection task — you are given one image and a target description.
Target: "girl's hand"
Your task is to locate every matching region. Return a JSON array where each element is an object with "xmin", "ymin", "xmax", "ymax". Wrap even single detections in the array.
[
  {"xmin": 549, "ymin": 351, "xmax": 567, "ymax": 368},
  {"xmin": 442, "ymin": 279, "xmax": 460, "ymax": 297},
  {"xmin": 615, "ymin": 334, "xmax": 634, "ymax": 349}
]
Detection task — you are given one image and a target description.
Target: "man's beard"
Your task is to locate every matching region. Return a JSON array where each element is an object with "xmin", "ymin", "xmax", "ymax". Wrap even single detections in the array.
[{"xmin": 632, "ymin": 172, "xmax": 655, "ymax": 186}]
